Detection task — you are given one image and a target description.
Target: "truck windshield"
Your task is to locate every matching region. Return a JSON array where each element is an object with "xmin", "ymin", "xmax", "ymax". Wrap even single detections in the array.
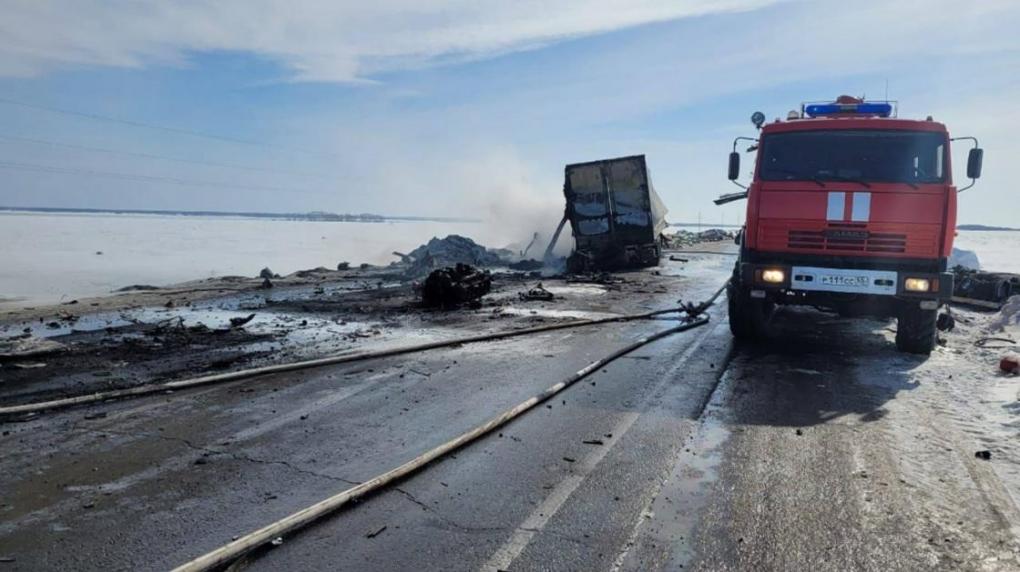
[{"xmin": 759, "ymin": 130, "xmax": 947, "ymax": 185}]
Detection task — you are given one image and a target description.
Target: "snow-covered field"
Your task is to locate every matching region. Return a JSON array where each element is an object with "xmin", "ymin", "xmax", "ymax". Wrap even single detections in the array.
[
  {"xmin": 955, "ymin": 230, "xmax": 1020, "ymax": 274},
  {"xmin": 1, "ymin": 212, "xmax": 1016, "ymax": 307},
  {"xmin": 0, "ymin": 212, "xmax": 486, "ymax": 305}
]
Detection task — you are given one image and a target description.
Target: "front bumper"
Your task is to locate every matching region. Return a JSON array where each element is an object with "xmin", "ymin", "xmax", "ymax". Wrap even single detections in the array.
[{"xmin": 738, "ymin": 262, "xmax": 953, "ymax": 300}]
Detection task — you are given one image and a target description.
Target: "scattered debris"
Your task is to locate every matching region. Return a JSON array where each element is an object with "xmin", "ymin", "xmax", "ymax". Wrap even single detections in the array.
[
  {"xmin": 661, "ymin": 228, "xmax": 735, "ymax": 249},
  {"xmin": 975, "ymin": 337, "xmax": 1016, "ymax": 348},
  {"xmin": 937, "ymin": 312, "xmax": 956, "ymax": 332},
  {"xmin": 366, "ymin": 526, "xmax": 388, "ymax": 539},
  {"xmin": 208, "ymin": 355, "xmax": 246, "ymax": 369},
  {"xmin": 294, "ymin": 267, "xmax": 330, "ymax": 278},
  {"xmin": 11, "ymin": 362, "xmax": 47, "ymax": 369},
  {"xmin": 519, "ymin": 283, "xmax": 554, "ymax": 302},
  {"xmin": 421, "ymin": 264, "xmax": 492, "ymax": 308},
  {"xmin": 567, "ymin": 272, "xmax": 624, "ymax": 286},
  {"xmin": 115, "ymin": 284, "xmax": 160, "ymax": 292},
  {"xmin": 953, "ymin": 269, "xmax": 1019, "ymax": 305},
  {"xmin": 975, "ymin": 450, "xmax": 992, "ymax": 460},
  {"xmin": 1001, "ymin": 354, "xmax": 1019, "ymax": 375},
  {"xmin": 401, "ymin": 235, "xmax": 510, "ymax": 275},
  {"xmin": 562, "ymin": 456, "xmax": 576, "ymax": 463},
  {"xmin": 695, "ymin": 228, "xmax": 734, "ymax": 242},
  {"xmin": 508, "ymin": 259, "xmax": 544, "ymax": 271},
  {"xmin": 668, "ymin": 255, "xmax": 689, "ymax": 262},
  {"xmin": 0, "ymin": 337, "xmax": 65, "ymax": 361},
  {"xmin": 84, "ymin": 412, "xmax": 108, "ymax": 420},
  {"xmin": 270, "ymin": 537, "xmax": 284, "ymax": 547},
  {"xmin": 521, "ymin": 232, "xmax": 540, "ymax": 258},
  {"xmin": 229, "ymin": 314, "xmax": 257, "ymax": 328},
  {"xmin": 582, "ymin": 439, "xmax": 604, "ymax": 445}
]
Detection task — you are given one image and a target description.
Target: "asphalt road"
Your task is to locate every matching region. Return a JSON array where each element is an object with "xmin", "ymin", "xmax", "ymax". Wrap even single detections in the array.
[{"xmin": 3, "ymin": 252, "xmax": 1019, "ymax": 571}]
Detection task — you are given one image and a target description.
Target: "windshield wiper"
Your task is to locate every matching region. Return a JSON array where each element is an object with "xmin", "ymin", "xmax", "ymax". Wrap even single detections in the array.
[
  {"xmin": 820, "ymin": 174, "xmax": 871, "ymax": 188},
  {"xmin": 764, "ymin": 168, "xmax": 825, "ymax": 187}
]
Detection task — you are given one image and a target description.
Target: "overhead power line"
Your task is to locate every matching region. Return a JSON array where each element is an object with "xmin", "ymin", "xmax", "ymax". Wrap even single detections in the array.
[
  {"xmin": 0, "ymin": 96, "xmax": 338, "ymax": 158},
  {"xmin": 0, "ymin": 159, "xmax": 324, "ymax": 196},
  {"xmin": 0, "ymin": 133, "xmax": 335, "ymax": 181}
]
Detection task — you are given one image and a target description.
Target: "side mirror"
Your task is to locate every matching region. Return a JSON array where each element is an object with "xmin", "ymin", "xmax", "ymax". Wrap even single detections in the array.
[
  {"xmin": 728, "ymin": 151, "xmax": 740, "ymax": 181},
  {"xmin": 967, "ymin": 148, "xmax": 983, "ymax": 179}
]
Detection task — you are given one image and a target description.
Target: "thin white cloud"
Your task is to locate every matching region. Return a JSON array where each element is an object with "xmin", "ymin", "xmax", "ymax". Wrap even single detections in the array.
[{"xmin": 0, "ymin": 0, "xmax": 781, "ymax": 82}]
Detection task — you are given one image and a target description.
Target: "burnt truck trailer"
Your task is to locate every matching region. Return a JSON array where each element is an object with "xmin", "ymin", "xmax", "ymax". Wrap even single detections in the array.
[{"xmin": 560, "ymin": 155, "xmax": 668, "ymax": 271}]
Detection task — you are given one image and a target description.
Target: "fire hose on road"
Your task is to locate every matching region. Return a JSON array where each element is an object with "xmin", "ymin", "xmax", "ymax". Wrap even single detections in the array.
[
  {"xmin": 0, "ymin": 282, "xmax": 727, "ymax": 418},
  {"xmin": 171, "ymin": 283, "xmax": 728, "ymax": 572},
  {"xmin": 174, "ymin": 315, "xmax": 711, "ymax": 572}
]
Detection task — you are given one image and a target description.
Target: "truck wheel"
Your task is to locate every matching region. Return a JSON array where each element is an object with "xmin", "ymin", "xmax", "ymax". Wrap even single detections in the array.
[
  {"xmin": 895, "ymin": 305, "xmax": 937, "ymax": 355},
  {"xmin": 727, "ymin": 282, "xmax": 774, "ymax": 340}
]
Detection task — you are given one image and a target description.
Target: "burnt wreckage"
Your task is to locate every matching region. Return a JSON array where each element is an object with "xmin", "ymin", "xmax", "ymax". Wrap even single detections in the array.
[{"xmin": 554, "ymin": 155, "xmax": 668, "ymax": 272}]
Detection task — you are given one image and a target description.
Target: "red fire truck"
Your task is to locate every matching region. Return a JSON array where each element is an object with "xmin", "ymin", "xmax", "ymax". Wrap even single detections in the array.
[{"xmin": 719, "ymin": 96, "xmax": 984, "ymax": 354}]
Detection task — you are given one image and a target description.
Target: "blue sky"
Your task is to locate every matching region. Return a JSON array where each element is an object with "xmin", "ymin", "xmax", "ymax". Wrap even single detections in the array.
[{"xmin": 0, "ymin": 0, "xmax": 1017, "ymax": 229}]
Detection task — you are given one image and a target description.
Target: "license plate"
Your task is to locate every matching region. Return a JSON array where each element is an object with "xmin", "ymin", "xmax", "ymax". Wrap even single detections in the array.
[
  {"xmin": 820, "ymin": 275, "xmax": 870, "ymax": 288},
  {"xmin": 791, "ymin": 266, "xmax": 897, "ymax": 295}
]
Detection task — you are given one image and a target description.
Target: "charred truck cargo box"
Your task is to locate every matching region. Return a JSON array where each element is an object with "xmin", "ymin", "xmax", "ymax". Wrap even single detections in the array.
[{"xmin": 563, "ymin": 155, "xmax": 668, "ymax": 272}]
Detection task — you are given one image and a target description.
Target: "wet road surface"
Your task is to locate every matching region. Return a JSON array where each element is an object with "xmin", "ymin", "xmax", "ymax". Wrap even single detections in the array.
[{"xmin": 3, "ymin": 252, "xmax": 1020, "ymax": 571}]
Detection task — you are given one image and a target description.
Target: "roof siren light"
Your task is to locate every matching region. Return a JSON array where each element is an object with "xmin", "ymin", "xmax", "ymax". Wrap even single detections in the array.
[{"xmin": 804, "ymin": 97, "xmax": 893, "ymax": 118}]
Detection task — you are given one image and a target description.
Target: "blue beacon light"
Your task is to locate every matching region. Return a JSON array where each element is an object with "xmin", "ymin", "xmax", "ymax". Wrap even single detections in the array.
[{"xmin": 804, "ymin": 102, "xmax": 892, "ymax": 118}]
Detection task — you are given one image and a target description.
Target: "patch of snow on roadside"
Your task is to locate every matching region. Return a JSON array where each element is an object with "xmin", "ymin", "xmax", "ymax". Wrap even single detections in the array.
[
  {"xmin": 950, "ymin": 247, "xmax": 981, "ymax": 270},
  {"xmin": 990, "ymin": 295, "xmax": 1020, "ymax": 335}
]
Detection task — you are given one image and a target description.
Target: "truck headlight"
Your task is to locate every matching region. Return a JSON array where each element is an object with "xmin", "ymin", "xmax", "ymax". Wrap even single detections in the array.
[
  {"xmin": 761, "ymin": 269, "xmax": 785, "ymax": 284},
  {"xmin": 904, "ymin": 278, "xmax": 931, "ymax": 292}
]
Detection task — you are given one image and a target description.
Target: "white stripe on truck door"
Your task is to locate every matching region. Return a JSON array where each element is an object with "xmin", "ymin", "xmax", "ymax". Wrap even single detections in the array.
[
  {"xmin": 826, "ymin": 192, "xmax": 845, "ymax": 221},
  {"xmin": 851, "ymin": 192, "xmax": 871, "ymax": 222}
]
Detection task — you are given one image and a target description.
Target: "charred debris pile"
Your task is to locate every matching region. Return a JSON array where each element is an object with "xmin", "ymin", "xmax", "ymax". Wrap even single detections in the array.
[
  {"xmin": 948, "ymin": 247, "xmax": 1020, "ymax": 308},
  {"xmin": 394, "ymin": 235, "xmax": 518, "ymax": 276},
  {"xmin": 393, "ymin": 154, "xmax": 736, "ymax": 309},
  {"xmin": 390, "ymin": 235, "xmax": 545, "ymax": 308}
]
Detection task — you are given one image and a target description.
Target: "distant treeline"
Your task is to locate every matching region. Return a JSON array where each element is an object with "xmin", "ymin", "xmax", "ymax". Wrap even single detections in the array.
[
  {"xmin": 0, "ymin": 206, "xmax": 480, "ymax": 224},
  {"xmin": 957, "ymin": 224, "xmax": 1019, "ymax": 231}
]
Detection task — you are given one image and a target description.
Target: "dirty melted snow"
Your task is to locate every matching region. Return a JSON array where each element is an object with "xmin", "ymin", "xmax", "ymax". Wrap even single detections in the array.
[{"xmin": 883, "ymin": 299, "xmax": 1020, "ymax": 541}]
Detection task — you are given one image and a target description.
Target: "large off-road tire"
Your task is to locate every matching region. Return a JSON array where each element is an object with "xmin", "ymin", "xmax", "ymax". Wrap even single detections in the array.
[
  {"xmin": 895, "ymin": 305, "xmax": 937, "ymax": 354},
  {"xmin": 727, "ymin": 282, "xmax": 775, "ymax": 340}
]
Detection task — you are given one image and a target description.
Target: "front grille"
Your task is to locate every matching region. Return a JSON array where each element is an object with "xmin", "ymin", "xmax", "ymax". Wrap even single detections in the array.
[{"xmin": 788, "ymin": 225, "xmax": 906, "ymax": 253}]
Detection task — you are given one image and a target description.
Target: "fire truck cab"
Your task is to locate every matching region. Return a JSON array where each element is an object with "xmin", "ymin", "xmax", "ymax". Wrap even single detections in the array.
[{"xmin": 721, "ymin": 96, "xmax": 984, "ymax": 354}]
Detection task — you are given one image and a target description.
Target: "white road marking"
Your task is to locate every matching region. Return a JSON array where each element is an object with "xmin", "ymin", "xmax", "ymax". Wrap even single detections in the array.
[{"xmin": 479, "ymin": 321, "xmax": 720, "ymax": 572}]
